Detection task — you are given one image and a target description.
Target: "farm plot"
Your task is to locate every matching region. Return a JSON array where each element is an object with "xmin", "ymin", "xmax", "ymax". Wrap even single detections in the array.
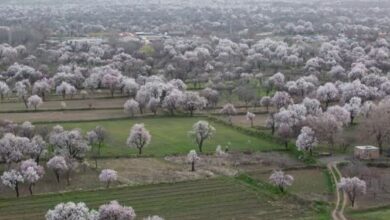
[
  {"xmin": 0, "ymin": 109, "xmax": 128, "ymax": 123},
  {"xmin": 0, "ymin": 152, "xmax": 304, "ymax": 199},
  {"xmin": 0, "ymin": 157, "xmax": 230, "ymax": 199},
  {"xmin": 245, "ymin": 167, "xmax": 331, "ymax": 202},
  {"xmin": 96, "ymin": 157, "xmax": 235, "ymax": 184},
  {"xmin": 224, "ymin": 113, "xmax": 270, "ymax": 128},
  {"xmin": 0, "ymin": 177, "xmax": 324, "ymax": 220},
  {"xmin": 0, "ymin": 162, "xmax": 102, "ymax": 199},
  {"xmin": 48, "ymin": 117, "xmax": 281, "ymax": 157},
  {"xmin": 0, "ymin": 97, "xmax": 127, "ymax": 112},
  {"xmin": 341, "ymin": 166, "xmax": 390, "ymax": 209}
]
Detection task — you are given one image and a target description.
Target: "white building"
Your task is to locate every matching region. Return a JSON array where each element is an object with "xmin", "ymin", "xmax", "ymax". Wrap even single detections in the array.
[{"xmin": 354, "ymin": 146, "xmax": 380, "ymax": 160}]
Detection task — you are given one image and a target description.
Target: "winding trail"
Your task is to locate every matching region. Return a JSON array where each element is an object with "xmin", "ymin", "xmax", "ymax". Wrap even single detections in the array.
[{"xmin": 328, "ymin": 161, "xmax": 347, "ymax": 220}]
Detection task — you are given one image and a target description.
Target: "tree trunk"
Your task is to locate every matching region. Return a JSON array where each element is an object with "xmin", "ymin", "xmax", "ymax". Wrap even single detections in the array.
[
  {"xmin": 23, "ymin": 97, "xmax": 28, "ymax": 109},
  {"xmin": 284, "ymin": 141, "xmax": 288, "ymax": 149},
  {"xmin": 29, "ymin": 183, "xmax": 33, "ymax": 195},
  {"xmin": 191, "ymin": 161, "xmax": 195, "ymax": 171},
  {"xmin": 377, "ymin": 135, "xmax": 383, "ymax": 155},
  {"xmin": 55, "ymin": 172, "xmax": 60, "ymax": 183},
  {"xmin": 15, "ymin": 183, "xmax": 20, "ymax": 198},
  {"xmin": 198, "ymin": 139, "xmax": 204, "ymax": 153},
  {"xmin": 250, "ymin": 120, "xmax": 253, "ymax": 128},
  {"xmin": 138, "ymin": 147, "xmax": 142, "ymax": 155}
]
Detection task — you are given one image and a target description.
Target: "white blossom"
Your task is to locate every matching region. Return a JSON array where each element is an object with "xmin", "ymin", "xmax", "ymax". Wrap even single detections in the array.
[
  {"xmin": 296, "ymin": 126, "xmax": 318, "ymax": 154},
  {"xmin": 46, "ymin": 202, "xmax": 95, "ymax": 220},
  {"xmin": 338, "ymin": 177, "xmax": 366, "ymax": 207},
  {"xmin": 126, "ymin": 124, "xmax": 151, "ymax": 155},
  {"xmin": 189, "ymin": 121, "xmax": 215, "ymax": 153},
  {"xmin": 99, "ymin": 169, "xmax": 118, "ymax": 188},
  {"xmin": 124, "ymin": 99, "xmax": 139, "ymax": 117},
  {"xmin": 269, "ymin": 170, "xmax": 294, "ymax": 192},
  {"xmin": 27, "ymin": 95, "xmax": 43, "ymax": 110},
  {"xmin": 97, "ymin": 200, "xmax": 136, "ymax": 220}
]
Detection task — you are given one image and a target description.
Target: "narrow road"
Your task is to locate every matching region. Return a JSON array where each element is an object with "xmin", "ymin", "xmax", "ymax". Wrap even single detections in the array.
[{"xmin": 328, "ymin": 162, "xmax": 347, "ymax": 220}]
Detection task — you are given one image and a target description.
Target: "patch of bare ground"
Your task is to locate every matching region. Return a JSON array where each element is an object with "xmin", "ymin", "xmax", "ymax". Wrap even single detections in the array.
[
  {"xmin": 97, "ymin": 157, "xmax": 226, "ymax": 185},
  {"xmin": 228, "ymin": 113, "xmax": 270, "ymax": 128},
  {"xmin": 0, "ymin": 109, "xmax": 128, "ymax": 122},
  {"xmin": 166, "ymin": 151, "xmax": 305, "ymax": 175},
  {"xmin": 0, "ymin": 152, "xmax": 305, "ymax": 198}
]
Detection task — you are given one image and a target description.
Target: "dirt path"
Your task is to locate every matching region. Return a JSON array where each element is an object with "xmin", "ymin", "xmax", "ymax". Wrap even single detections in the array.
[{"xmin": 328, "ymin": 162, "xmax": 347, "ymax": 220}]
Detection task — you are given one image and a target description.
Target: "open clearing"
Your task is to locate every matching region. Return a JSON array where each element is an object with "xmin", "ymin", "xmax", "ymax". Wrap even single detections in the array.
[
  {"xmin": 0, "ymin": 97, "xmax": 127, "ymax": 112},
  {"xmin": 51, "ymin": 117, "xmax": 281, "ymax": 157},
  {"xmin": 0, "ymin": 157, "xmax": 230, "ymax": 198},
  {"xmin": 0, "ymin": 177, "xmax": 325, "ymax": 220},
  {"xmin": 245, "ymin": 167, "xmax": 331, "ymax": 202},
  {"xmin": 0, "ymin": 152, "xmax": 306, "ymax": 199},
  {"xmin": 225, "ymin": 113, "xmax": 270, "ymax": 128},
  {"xmin": 0, "ymin": 109, "xmax": 128, "ymax": 123}
]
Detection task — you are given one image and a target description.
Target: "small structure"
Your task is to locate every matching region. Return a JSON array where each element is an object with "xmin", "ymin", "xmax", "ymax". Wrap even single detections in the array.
[{"xmin": 354, "ymin": 146, "xmax": 380, "ymax": 160}]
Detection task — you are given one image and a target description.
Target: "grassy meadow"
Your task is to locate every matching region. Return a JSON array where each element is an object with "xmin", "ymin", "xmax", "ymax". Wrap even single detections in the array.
[{"xmin": 49, "ymin": 117, "xmax": 281, "ymax": 157}]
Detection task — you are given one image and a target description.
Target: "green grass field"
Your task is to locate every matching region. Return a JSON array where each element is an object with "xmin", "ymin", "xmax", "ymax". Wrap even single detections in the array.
[
  {"xmin": 348, "ymin": 208, "xmax": 390, "ymax": 220},
  {"xmin": 45, "ymin": 117, "xmax": 280, "ymax": 157},
  {"xmin": 245, "ymin": 168, "xmax": 331, "ymax": 201},
  {"xmin": 0, "ymin": 177, "xmax": 325, "ymax": 220}
]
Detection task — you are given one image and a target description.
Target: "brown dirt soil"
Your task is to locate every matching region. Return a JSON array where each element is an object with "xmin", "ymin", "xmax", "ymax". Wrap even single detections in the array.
[
  {"xmin": 0, "ymin": 152, "xmax": 304, "ymax": 198},
  {"xmin": 229, "ymin": 113, "xmax": 270, "ymax": 128},
  {"xmin": 97, "ymin": 157, "xmax": 227, "ymax": 185}
]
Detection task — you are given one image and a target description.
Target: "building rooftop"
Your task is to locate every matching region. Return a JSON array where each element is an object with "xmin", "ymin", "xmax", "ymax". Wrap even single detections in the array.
[{"xmin": 355, "ymin": 145, "xmax": 378, "ymax": 150}]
